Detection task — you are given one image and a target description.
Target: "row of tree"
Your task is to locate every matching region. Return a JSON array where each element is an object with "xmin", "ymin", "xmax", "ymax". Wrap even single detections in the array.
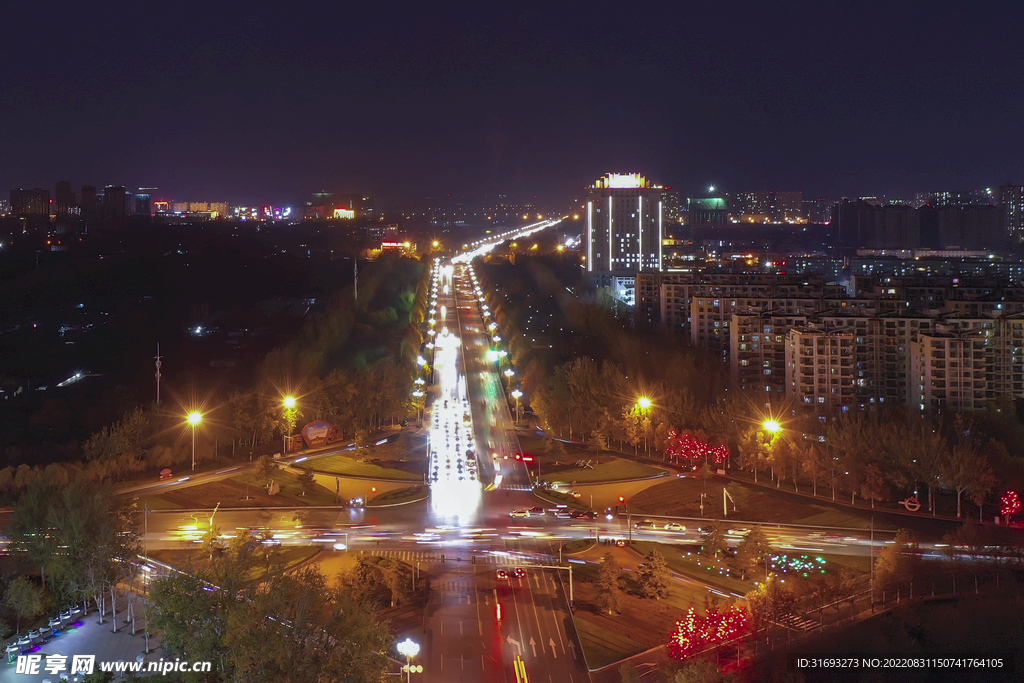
[
  {"xmin": 149, "ymin": 534, "xmax": 393, "ymax": 683},
  {"xmin": 5, "ymin": 478, "xmax": 140, "ymax": 631}
]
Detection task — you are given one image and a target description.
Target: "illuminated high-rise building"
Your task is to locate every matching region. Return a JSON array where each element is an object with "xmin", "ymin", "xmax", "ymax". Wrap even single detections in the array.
[
  {"xmin": 584, "ymin": 173, "xmax": 666, "ymax": 275},
  {"xmin": 999, "ymin": 183, "xmax": 1024, "ymax": 241}
]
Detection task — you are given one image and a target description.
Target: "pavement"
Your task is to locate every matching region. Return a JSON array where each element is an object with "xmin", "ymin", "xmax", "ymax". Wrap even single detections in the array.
[{"xmin": 0, "ymin": 604, "xmax": 162, "ymax": 683}]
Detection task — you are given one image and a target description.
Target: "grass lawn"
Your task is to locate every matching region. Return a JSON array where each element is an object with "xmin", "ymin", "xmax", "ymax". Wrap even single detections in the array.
[
  {"xmin": 544, "ymin": 458, "xmax": 667, "ymax": 484},
  {"xmin": 232, "ymin": 467, "xmax": 339, "ymax": 506},
  {"xmin": 368, "ymin": 485, "xmax": 428, "ymax": 506},
  {"xmin": 628, "ymin": 540, "xmax": 752, "ymax": 597},
  {"xmin": 534, "ymin": 488, "xmax": 590, "ymax": 511},
  {"xmin": 630, "ymin": 477, "xmax": 893, "ymax": 530},
  {"xmin": 573, "ymin": 615, "xmax": 647, "ymax": 669},
  {"xmin": 149, "ymin": 545, "xmax": 321, "ymax": 578},
  {"xmin": 563, "ymin": 538, "xmax": 596, "ymax": 554},
  {"xmin": 299, "ymin": 453, "xmax": 422, "ymax": 481}
]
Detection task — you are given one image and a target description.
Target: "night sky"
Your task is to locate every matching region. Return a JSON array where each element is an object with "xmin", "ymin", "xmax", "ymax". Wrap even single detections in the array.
[{"xmin": 2, "ymin": 2, "xmax": 1022, "ymax": 205}]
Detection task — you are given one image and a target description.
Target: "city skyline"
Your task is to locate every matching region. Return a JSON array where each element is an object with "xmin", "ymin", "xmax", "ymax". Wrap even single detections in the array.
[{"xmin": 2, "ymin": 3, "xmax": 1023, "ymax": 205}]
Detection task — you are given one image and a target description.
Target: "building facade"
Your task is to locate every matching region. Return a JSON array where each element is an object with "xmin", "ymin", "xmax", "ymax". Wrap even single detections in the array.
[{"xmin": 585, "ymin": 173, "xmax": 665, "ymax": 275}]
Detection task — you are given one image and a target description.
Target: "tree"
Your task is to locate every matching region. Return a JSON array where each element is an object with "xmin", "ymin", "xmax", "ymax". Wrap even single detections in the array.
[
  {"xmin": 673, "ymin": 658, "xmax": 737, "ymax": 683},
  {"xmin": 636, "ymin": 550, "xmax": 670, "ymax": 599},
  {"xmin": 588, "ymin": 430, "xmax": 607, "ymax": 455},
  {"xmin": 254, "ymin": 455, "xmax": 279, "ymax": 488},
  {"xmin": 226, "ymin": 567, "xmax": 392, "ymax": 683},
  {"xmin": 151, "ymin": 534, "xmax": 392, "ymax": 683},
  {"xmin": 297, "ymin": 469, "xmax": 317, "ymax": 497},
  {"xmin": 873, "ymin": 529, "xmax": 918, "ymax": 594},
  {"xmin": 941, "ymin": 427, "xmax": 996, "ymax": 518},
  {"xmin": 736, "ymin": 525, "xmax": 771, "ymax": 578},
  {"xmin": 802, "ymin": 444, "xmax": 826, "ymax": 497},
  {"xmin": 544, "ymin": 437, "xmax": 566, "ymax": 460},
  {"xmin": 7, "ymin": 479, "xmax": 57, "ymax": 587},
  {"xmin": 860, "ymin": 462, "xmax": 886, "ymax": 508},
  {"xmin": 619, "ymin": 662, "xmax": 641, "ymax": 683},
  {"xmin": 376, "ymin": 558, "xmax": 405, "ymax": 608},
  {"xmin": 5, "ymin": 576, "xmax": 46, "ymax": 633},
  {"xmin": 595, "ymin": 553, "xmax": 622, "ymax": 614},
  {"xmin": 745, "ymin": 575, "xmax": 795, "ymax": 643},
  {"xmin": 701, "ymin": 520, "xmax": 727, "ymax": 558}
]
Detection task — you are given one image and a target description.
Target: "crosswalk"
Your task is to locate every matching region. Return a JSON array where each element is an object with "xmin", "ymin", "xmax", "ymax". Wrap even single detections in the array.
[{"xmin": 360, "ymin": 548, "xmax": 551, "ymax": 567}]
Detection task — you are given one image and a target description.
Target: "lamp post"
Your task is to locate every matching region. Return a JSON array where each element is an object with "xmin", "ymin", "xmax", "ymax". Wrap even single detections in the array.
[
  {"xmin": 511, "ymin": 389, "xmax": 523, "ymax": 424},
  {"xmin": 504, "ymin": 367, "xmax": 515, "ymax": 391},
  {"xmin": 283, "ymin": 396, "xmax": 297, "ymax": 455},
  {"xmin": 761, "ymin": 419, "xmax": 782, "ymax": 484},
  {"xmin": 396, "ymin": 638, "xmax": 421, "ymax": 683},
  {"xmin": 636, "ymin": 397, "xmax": 652, "ymax": 453},
  {"xmin": 187, "ymin": 411, "xmax": 202, "ymax": 471}
]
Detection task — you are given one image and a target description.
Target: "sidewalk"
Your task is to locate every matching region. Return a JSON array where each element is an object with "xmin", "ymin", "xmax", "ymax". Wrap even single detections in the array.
[{"xmin": 0, "ymin": 607, "xmax": 162, "ymax": 683}]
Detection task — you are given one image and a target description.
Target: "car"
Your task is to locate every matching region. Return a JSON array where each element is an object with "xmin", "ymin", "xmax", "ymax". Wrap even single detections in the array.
[
  {"xmin": 512, "ymin": 567, "xmax": 526, "ymax": 578},
  {"xmin": 496, "ymin": 569, "xmax": 509, "ymax": 580},
  {"xmin": 528, "ymin": 506, "xmax": 546, "ymax": 515},
  {"xmin": 664, "ymin": 522, "xmax": 686, "ymax": 532},
  {"xmin": 567, "ymin": 490, "xmax": 582, "ymax": 498},
  {"xmin": 509, "ymin": 509, "xmax": 530, "ymax": 518},
  {"xmin": 727, "ymin": 528, "xmax": 749, "ymax": 536},
  {"xmin": 571, "ymin": 510, "xmax": 597, "ymax": 520},
  {"xmin": 634, "ymin": 519, "xmax": 658, "ymax": 530},
  {"xmin": 552, "ymin": 509, "xmax": 573, "ymax": 519}
]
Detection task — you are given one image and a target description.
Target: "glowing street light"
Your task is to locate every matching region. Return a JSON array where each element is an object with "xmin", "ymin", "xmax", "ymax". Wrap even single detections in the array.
[
  {"xmin": 762, "ymin": 419, "xmax": 781, "ymax": 433},
  {"xmin": 636, "ymin": 397, "xmax": 652, "ymax": 411},
  {"xmin": 511, "ymin": 389, "xmax": 523, "ymax": 423},
  {"xmin": 396, "ymin": 638, "xmax": 422, "ymax": 682},
  {"xmin": 283, "ymin": 396, "xmax": 297, "ymax": 410},
  {"xmin": 187, "ymin": 411, "xmax": 203, "ymax": 471},
  {"xmin": 504, "ymin": 369, "xmax": 515, "ymax": 377}
]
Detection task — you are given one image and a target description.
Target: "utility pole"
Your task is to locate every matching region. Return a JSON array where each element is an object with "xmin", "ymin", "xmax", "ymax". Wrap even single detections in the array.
[
  {"xmin": 353, "ymin": 260, "xmax": 358, "ymax": 302},
  {"xmin": 154, "ymin": 343, "xmax": 162, "ymax": 405},
  {"xmin": 869, "ymin": 517, "xmax": 874, "ymax": 611}
]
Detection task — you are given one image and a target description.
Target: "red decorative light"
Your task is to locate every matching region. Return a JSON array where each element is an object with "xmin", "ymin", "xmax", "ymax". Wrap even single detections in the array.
[
  {"xmin": 665, "ymin": 430, "xmax": 729, "ymax": 466},
  {"xmin": 666, "ymin": 605, "xmax": 750, "ymax": 659},
  {"xmin": 1001, "ymin": 490, "xmax": 1021, "ymax": 518}
]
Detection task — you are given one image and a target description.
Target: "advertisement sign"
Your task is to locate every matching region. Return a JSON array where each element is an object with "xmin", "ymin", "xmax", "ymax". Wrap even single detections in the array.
[{"xmin": 301, "ymin": 420, "xmax": 337, "ymax": 448}]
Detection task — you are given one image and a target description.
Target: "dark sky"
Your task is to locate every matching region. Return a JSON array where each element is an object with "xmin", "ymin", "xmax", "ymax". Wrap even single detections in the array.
[{"xmin": 2, "ymin": 2, "xmax": 1022, "ymax": 205}]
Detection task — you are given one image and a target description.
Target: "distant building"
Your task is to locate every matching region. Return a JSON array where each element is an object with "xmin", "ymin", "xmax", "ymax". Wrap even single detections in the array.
[
  {"xmin": 732, "ymin": 191, "xmax": 804, "ymax": 223},
  {"xmin": 79, "ymin": 186, "xmax": 97, "ymax": 220},
  {"xmin": 584, "ymin": 173, "xmax": 666, "ymax": 275},
  {"xmin": 687, "ymin": 197, "xmax": 728, "ymax": 227},
  {"xmin": 10, "ymin": 188, "xmax": 50, "ymax": 216},
  {"xmin": 103, "ymin": 186, "xmax": 128, "ymax": 226},
  {"xmin": 134, "ymin": 189, "xmax": 155, "ymax": 216},
  {"xmin": 55, "ymin": 181, "xmax": 75, "ymax": 216},
  {"xmin": 999, "ymin": 183, "xmax": 1024, "ymax": 241}
]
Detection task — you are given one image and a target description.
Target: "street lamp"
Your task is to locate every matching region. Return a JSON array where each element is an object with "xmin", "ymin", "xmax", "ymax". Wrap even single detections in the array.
[
  {"xmin": 396, "ymin": 638, "xmax": 421, "ymax": 682},
  {"xmin": 187, "ymin": 411, "xmax": 202, "ymax": 471},
  {"xmin": 283, "ymin": 396, "xmax": 298, "ymax": 454},
  {"xmin": 636, "ymin": 397, "xmax": 652, "ymax": 453},
  {"xmin": 511, "ymin": 389, "xmax": 523, "ymax": 424},
  {"xmin": 762, "ymin": 419, "xmax": 781, "ymax": 434}
]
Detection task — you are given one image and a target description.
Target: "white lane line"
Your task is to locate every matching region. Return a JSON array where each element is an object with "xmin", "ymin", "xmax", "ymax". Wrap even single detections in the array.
[
  {"xmin": 460, "ymin": 620, "xmax": 464, "ymax": 635},
  {"xmin": 476, "ymin": 588, "xmax": 483, "ymax": 635}
]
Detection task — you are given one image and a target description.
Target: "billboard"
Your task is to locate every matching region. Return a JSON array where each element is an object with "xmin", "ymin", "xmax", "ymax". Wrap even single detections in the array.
[{"xmin": 301, "ymin": 420, "xmax": 337, "ymax": 448}]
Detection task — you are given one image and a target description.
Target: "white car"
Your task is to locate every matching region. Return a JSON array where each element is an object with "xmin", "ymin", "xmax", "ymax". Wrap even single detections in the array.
[
  {"xmin": 663, "ymin": 522, "xmax": 686, "ymax": 532},
  {"xmin": 509, "ymin": 509, "xmax": 530, "ymax": 519}
]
